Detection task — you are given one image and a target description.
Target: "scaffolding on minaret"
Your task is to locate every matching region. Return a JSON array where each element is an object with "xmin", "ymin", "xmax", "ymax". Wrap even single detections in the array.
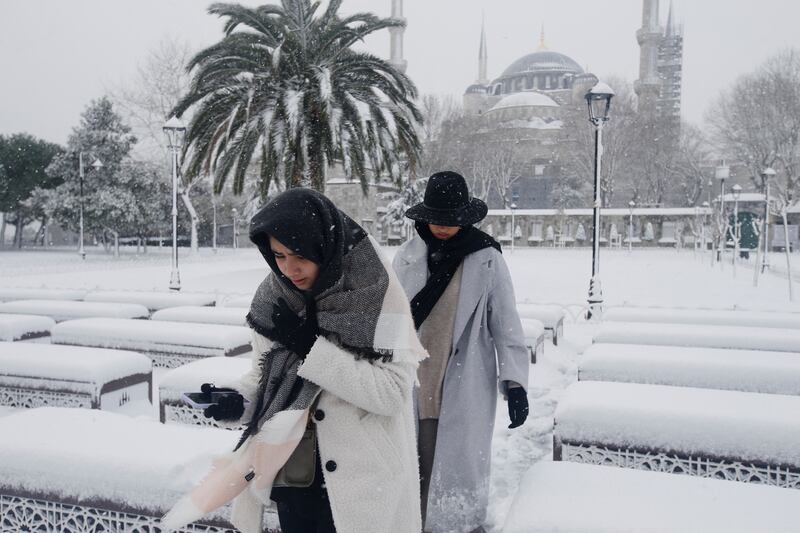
[
  {"xmin": 389, "ymin": 0, "xmax": 407, "ymax": 73},
  {"xmin": 657, "ymin": 0, "xmax": 683, "ymax": 136}
]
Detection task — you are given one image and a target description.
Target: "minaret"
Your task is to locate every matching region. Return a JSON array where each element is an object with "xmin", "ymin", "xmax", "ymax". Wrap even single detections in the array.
[
  {"xmin": 635, "ymin": 0, "xmax": 662, "ymax": 113},
  {"xmin": 657, "ymin": 0, "xmax": 683, "ymax": 136},
  {"xmin": 477, "ymin": 15, "xmax": 488, "ymax": 84},
  {"xmin": 537, "ymin": 24, "xmax": 547, "ymax": 51},
  {"xmin": 389, "ymin": 0, "xmax": 407, "ymax": 73},
  {"xmin": 665, "ymin": 0, "xmax": 675, "ymax": 36}
]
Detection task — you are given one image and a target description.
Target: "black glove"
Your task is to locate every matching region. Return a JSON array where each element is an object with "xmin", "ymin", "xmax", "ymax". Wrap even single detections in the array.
[
  {"xmin": 200, "ymin": 383, "xmax": 245, "ymax": 421},
  {"xmin": 507, "ymin": 387, "xmax": 529, "ymax": 429},
  {"xmin": 270, "ymin": 297, "xmax": 319, "ymax": 358}
]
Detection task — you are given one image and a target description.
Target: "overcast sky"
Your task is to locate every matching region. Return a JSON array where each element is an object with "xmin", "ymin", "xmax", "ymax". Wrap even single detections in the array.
[{"xmin": 1, "ymin": 0, "xmax": 798, "ymax": 145}]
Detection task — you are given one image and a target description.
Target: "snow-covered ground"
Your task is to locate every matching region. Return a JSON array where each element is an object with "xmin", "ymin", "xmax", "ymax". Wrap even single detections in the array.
[{"xmin": 0, "ymin": 244, "xmax": 798, "ymax": 531}]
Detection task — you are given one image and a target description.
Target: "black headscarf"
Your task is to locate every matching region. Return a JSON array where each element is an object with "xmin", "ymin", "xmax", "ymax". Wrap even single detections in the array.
[
  {"xmin": 248, "ymin": 188, "xmax": 367, "ymax": 298},
  {"xmin": 410, "ymin": 222, "xmax": 501, "ymax": 329}
]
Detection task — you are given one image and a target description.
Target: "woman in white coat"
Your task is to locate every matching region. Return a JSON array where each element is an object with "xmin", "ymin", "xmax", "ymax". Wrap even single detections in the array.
[
  {"xmin": 194, "ymin": 188, "xmax": 426, "ymax": 533},
  {"xmin": 393, "ymin": 171, "xmax": 530, "ymax": 533}
]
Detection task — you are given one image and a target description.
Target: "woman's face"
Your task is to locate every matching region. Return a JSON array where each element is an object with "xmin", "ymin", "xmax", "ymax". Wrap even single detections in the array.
[
  {"xmin": 428, "ymin": 224, "xmax": 460, "ymax": 241},
  {"xmin": 269, "ymin": 236, "xmax": 320, "ymax": 291}
]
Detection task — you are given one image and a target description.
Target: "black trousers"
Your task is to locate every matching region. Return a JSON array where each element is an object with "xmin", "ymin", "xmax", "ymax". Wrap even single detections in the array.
[{"xmin": 271, "ymin": 451, "xmax": 336, "ymax": 533}]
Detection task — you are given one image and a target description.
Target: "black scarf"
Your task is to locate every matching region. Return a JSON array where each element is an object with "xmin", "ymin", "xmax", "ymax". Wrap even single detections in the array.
[{"xmin": 410, "ymin": 222, "xmax": 501, "ymax": 329}]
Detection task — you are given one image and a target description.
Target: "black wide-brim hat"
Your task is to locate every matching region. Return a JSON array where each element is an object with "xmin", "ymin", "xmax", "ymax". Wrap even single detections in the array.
[{"xmin": 405, "ymin": 171, "xmax": 488, "ymax": 226}]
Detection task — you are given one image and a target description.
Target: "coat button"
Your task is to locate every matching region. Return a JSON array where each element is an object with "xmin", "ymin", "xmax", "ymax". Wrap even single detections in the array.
[
  {"xmin": 314, "ymin": 409, "xmax": 325, "ymax": 421},
  {"xmin": 325, "ymin": 460, "xmax": 337, "ymax": 472}
]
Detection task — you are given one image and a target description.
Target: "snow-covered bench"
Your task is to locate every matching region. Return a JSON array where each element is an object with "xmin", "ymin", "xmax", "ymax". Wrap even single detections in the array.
[
  {"xmin": 521, "ymin": 318, "xmax": 545, "ymax": 364},
  {"xmin": 84, "ymin": 290, "xmax": 217, "ymax": 311},
  {"xmin": 0, "ymin": 313, "xmax": 55, "ymax": 342},
  {"xmin": 0, "ymin": 342, "xmax": 152, "ymax": 411},
  {"xmin": 159, "ymin": 356, "xmax": 252, "ymax": 427},
  {"xmin": 553, "ymin": 381, "xmax": 800, "ymax": 488},
  {"xmin": 604, "ymin": 306, "xmax": 800, "ymax": 330},
  {"xmin": 516, "ymin": 303, "xmax": 565, "ymax": 345},
  {"xmin": 0, "ymin": 299, "xmax": 149, "ymax": 322},
  {"xmin": 593, "ymin": 321, "xmax": 800, "ymax": 353},
  {"xmin": 0, "ymin": 287, "xmax": 86, "ymax": 302},
  {"xmin": 502, "ymin": 462, "xmax": 800, "ymax": 533},
  {"xmin": 216, "ymin": 294, "xmax": 252, "ymax": 308},
  {"xmin": 0, "ymin": 408, "xmax": 279, "ymax": 532},
  {"xmin": 579, "ymin": 343, "xmax": 800, "ymax": 395},
  {"xmin": 51, "ymin": 318, "xmax": 252, "ymax": 369},
  {"xmin": 152, "ymin": 306, "xmax": 248, "ymax": 327}
]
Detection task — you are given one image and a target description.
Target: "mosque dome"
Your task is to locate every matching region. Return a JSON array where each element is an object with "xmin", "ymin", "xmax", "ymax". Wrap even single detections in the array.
[
  {"xmin": 465, "ymin": 83, "xmax": 489, "ymax": 95},
  {"xmin": 501, "ymin": 50, "xmax": 584, "ymax": 77}
]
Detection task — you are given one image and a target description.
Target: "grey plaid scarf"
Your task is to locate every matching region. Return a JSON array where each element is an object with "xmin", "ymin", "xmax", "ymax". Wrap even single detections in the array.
[{"xmin": 237, "ymin": 236, "xmax": 392, "ymax": 450}]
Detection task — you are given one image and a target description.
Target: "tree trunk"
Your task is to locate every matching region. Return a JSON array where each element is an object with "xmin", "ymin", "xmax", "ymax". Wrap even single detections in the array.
[
  {"xmin": 14, "ymin": 212, "xmax": 23, "ymax": 249},
  {"xmin": 781, "ymin": 211, "xmax": 794, "ymax": 302},
  {"xmin": 0, "ymin": 212, "xmax": 5, "ymax": 248},
  {"xmin": 136, "ymin": 237, "xmax": 141, "ymax": 254},
  {"xmin": 752, "ymin": 219, "xmax": 764, "ymax": 287},
  {"xmin": 180, "ymin": 190, "xmax": 200, "ymax": 253},
  {"xmin": 104, "ymin": 227, "xmax": 120, "ymax": 257}
]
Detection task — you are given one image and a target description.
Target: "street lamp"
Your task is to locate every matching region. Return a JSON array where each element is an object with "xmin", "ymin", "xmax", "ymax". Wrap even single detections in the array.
[
  {"xmin": 77, "ymin": 153, "xmax": 103, "ymax": 260},
  {"xmin": 585, "ymin": 81, "xmax": 615, "ymax": 320},
  {"xmin": 731, "ymin": 184, "xmax": 742, "ymax": 275},
  {"xmin": 510, "ymin": 203, "xmax": 517, "ymax": 254},
  {"xmin": 714, "ymin": 164, "xmax": 729, "ymax": 263},
  {"xmin": 163, "ymin": 116, "xmax": 186, "ymax": 291},
  {"xmin": 701, "ymin": 201, "xmax": 710, "ymax": 251},
  {"xmin": 232, "ymin": 208, "xmax": 238, "ymax": 249},
  {"xmin": 761, "ymin": 167, "xmax": 776, "ymax": 273},
  {"xmin": 628, "ymin": 201, "xmax": 635, "ymax": 253}
]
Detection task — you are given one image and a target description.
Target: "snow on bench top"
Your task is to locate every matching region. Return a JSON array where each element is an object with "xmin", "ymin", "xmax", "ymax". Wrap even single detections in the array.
[
  {"xmin": 0, "ymin": 299, "xmax": 149, "ymax": 322},
  {"xmin": 0, "ymin": 407, "xmax": 238, "ymax": 513},
  {"xmin": 579, "ymin": 343, "xmax": 800, "ymax": 395},
  {"xmin": 0, "ymin": 288, "xmax": 86, "ymax": 302},
  {"xmin": 593, "ymin": 321, "xmax": 800, "ymax": 353},
  {"xmin": 605, "ymin": 306, "xmax": 800, "ymax": 329},
  {"xmin": 516, "ymin": 303, "xmax": 565, "ymax": 325},
  {"xmin": 555, "ymin": 381, "xmax": 800, "ymax": 468},
  {"xmin": 84, "ymin": 290, "xmax": 216, "ymax": 311},
  {"xmin": 151, "ymin": 306, "xmax": 247, "ymax": 326},
  {"xmin": 503, "ymin": 462, "xmax": 800, "ymax": 533},
  {"xmin": 159, "ymin": 356, "xmax": 252, "ymax": 402},
  {"xmin": 52, "ymin": 318, "xmax": 252, "ymax": 354},
  {"xmin": 0, "ymin": 342, "xmax": 151, "ymax": 394},
  {"xmin": 520, "ymin": 318, "xmax": 545, "ymax": 339},
  {"xmin": 0, "ymin": 313, "xmax": 55, "ymax": 341},
  {"xmin": 216, "ymin": 294, "xmax": 252, "ymax": 308}
]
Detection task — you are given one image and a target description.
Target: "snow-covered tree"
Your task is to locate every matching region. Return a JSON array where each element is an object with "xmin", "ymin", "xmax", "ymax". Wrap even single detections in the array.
[
  {"xmin": 575, "ymin": 223, "xmax": 587, "ymax": 242},
  {"xmin": 643, "ymin": 221, "xmax": 655, "ymax": 242},
  {"xmin": 174, "ymin": 1, "xmax": 422, "ymax": 195},
  {"xmin": 382, "ymin": 177, "xmax": 427, "ymax": 241}
]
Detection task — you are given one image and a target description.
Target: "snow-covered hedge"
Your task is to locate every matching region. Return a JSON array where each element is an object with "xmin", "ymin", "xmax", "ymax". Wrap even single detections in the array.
[
  {"xmin": 520, "ymin": 318, "xmax": 545, "ymax": 364},
  {"xmin": 554, "ymin": 381, "xmax": 800, "ymax": 469},
  {"xmin": 84, "ymin": 290, "xmax": 216, "ymax": 311},
  {"xmin": 579, "ymin": 343, "xmax": 800, "ymax": 395},
  {"xmin": 502, "ymin": 462, "xmax": 800, "ymax": 533},
  {"xmin": 0, "ymin": 299, "xmax": 149, "ymax": 322},
  {"xmin": 216, "ymin": 295, "xmax": 253, "ymax": 309},
  {"xmin": 604, "ymin": 306, "xmax": 800, "ymax": 330},
  {"xmin": 0, "ymin": 288, "xmax": 86, "ymax": 302},
  {"xmin": 0, "ymin": 342, "xmax": 152, "ymax": 410},
  {"xmin": 0, "ymin": 313, "xmax": 55, "ymax": 342},
  {"xmin": 151, "ymin": 306, "xmax": 247, "ymax": 327},
  {"xmin": 593, "ymin": 321, "xmax": 800, "ymax": 353},
  {"xmin": 51, "ymin": 318, "xmax": 252, "ymax": 368}
]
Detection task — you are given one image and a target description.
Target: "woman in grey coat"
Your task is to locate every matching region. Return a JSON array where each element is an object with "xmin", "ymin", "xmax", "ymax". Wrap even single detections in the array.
[{"xmin": 392, "ymin": 171, "xmax": 530, "ymax": 533}]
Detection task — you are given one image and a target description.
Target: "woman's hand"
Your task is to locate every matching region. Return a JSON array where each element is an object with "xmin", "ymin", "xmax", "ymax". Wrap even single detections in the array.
[
  {"xmin": 270, "ymin": 297, "xmax": 319, "ymax": 358},
  {"xmin": 507, "ymin": 387, "xmax": 529, "ymax": 429}
]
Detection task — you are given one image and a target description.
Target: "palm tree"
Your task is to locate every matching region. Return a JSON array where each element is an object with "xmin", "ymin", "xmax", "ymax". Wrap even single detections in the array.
[{"xmin": 173, "ymin": 0, "xmax": 423, "ymax": 195}]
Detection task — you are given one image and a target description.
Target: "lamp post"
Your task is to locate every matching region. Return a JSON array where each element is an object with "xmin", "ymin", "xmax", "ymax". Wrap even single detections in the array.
[
  {"xmin": 163, "ymin": 116, "xmax": 186, "ymax": 291},
  {"xmin": 715, "ymin": 164, "xmax": 729, "ymax": 263},
  {"xmin": 628, "ymin": 201, "xmax": 635, "ymax": 253},
  {"xmin": 761, "ymin": 168, "xmax": 776, "ymax": 273},
  {"xmin": 731, "ymin": 184, "xmax": 742, "ymax": 276},
  {"xmin": 232, "ymin": 208, "xmax": 238, "ymax": 249},
  {"xmin": 701, "ymin": 201, "xmax": 710, "ymax": 252},
  {"xmin": 77, "ymin": 153, "xmax": 103, "ymax": 260},
  {"xmin": 510, "ymin": 202, "xmax": 517, "ymax": 254},
  {"xmin": 584, "ymin": 81, "xmax": 615, "ymax": 320}
]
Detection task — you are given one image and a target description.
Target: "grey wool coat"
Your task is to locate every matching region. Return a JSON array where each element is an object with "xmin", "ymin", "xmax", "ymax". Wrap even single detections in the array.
[{"xmin": 393, "ymin": 236, "xmax": 530, "ymax": 533}]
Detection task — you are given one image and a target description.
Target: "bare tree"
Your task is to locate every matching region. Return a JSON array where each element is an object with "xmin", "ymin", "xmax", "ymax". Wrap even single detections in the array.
[
  {"xmin": 111, "ymin": 38, "xmax": 203, "ymax": 253},
  {"xmin": 708, "ymin": 48, "xmax": 800, "ymax": 299}
]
